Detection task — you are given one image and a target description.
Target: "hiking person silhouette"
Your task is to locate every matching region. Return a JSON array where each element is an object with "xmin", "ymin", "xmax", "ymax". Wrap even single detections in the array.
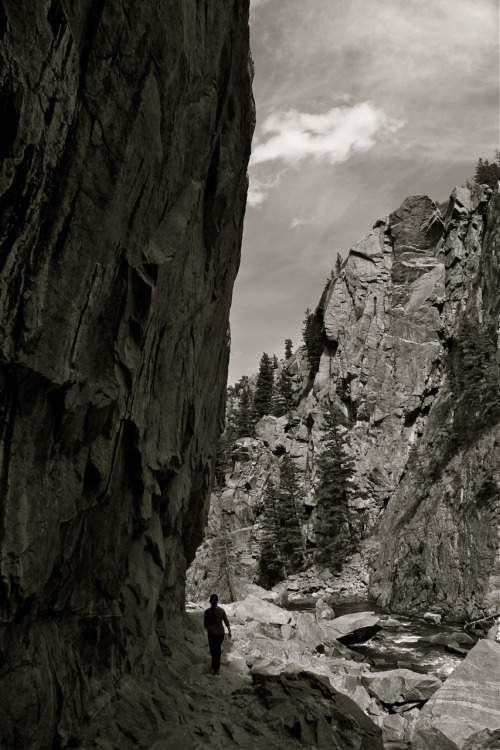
[{"xmin": 203, "ymin": 593, "xmax": 231, "ymax": 675}]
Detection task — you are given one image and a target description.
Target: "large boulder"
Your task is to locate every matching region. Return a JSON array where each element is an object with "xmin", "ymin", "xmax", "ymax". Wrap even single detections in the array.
[
  {"xmin": 252, "ymin": 669, "xmax": 384, "ymax": 749},
  {"xmin": 412, "ymin": 639, "xmax": 500, "ymax": 749},
  {"xmin": 225, "ymin": 595, "xmax": 293, "ymax": 626},
  {"xmin": 232, "ymin": 582, "xmax": 281, "ymax": 603},
  {"xmin": 463, "ymin": 729, "xmax": 500, "ymax": 750},
  {"xmin": 254, "ymin": 415, "xmax": 288, "ymax": 454},
  {"xmin": 327, "ymin": 611, "xmax": 382, "ymax": 644},
  {"xmin": 292, "ymin": 612, "xmax": 369, "ymax": 660},
  {"xmin": 315, "ymin": 598, "xmax": 336, "ymax": 620},
  {"xmin": 361, "ymin": 669, "xmax": 442, "ymax": 705}
]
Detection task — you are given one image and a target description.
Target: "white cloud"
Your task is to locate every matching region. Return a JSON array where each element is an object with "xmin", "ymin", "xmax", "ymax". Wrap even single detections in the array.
[
  {"xmin": 250, "ymin": 103, "xmax": 404, "ymax": 167},
  {"xmin": 247, "ymin": 173, "xmax": 282, "ymax": 208},
  {"xmin": 290, "ymin": 217, "xmax": 310, "ymax": 229}
]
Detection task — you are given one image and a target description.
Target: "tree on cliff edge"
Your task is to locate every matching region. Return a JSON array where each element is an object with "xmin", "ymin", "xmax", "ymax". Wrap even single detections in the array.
[
  {"xmin": 214, "ymin": 512, "xmax": 237, "ymax": 602},
  {"xmin": 313, "ymin": 403, "xmax": 356, "ymax": 571},
  {"xmin": 215, "ymin": 388, "xmax": 238, "ymax": 486},
  {"xmin": 252, "ymin": 352, "xmax": 274, "ymax": 422},
  {"xmin": 302, "ymin": 308, "xmax": 324, "ymax": 381},
  {"xmin": 474, "ymin": 152, "xmax": 500, "ymax": 189},
  {"xmin": 234, "ymin": 377, "xmax": 254, "ymax": 437},
  {"xmin": 258, "ymin": 479, "xmax": 283, "ymax": 587},
  {"xmin": 278, "ymin": 453, "xmax": 306, "ymax": 573},
  {"xmin": 273, "ymin": 368, "xmax": 294, "ymax": 418}
]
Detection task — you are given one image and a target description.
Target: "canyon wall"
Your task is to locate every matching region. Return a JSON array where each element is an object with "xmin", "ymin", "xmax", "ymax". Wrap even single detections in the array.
[
  {"xmin": 190, "ymin": 184, "xmax": 500, "ymax": 621},
  {"xmin": 371, "ymin": 186, "xmax": 500, "ymax": 617},
  {"xmin": 0, "ymin": 1, "xmax": 253, "ymax": 747}
]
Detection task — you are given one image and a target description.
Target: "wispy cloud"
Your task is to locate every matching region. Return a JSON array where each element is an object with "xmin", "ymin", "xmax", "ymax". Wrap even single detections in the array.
[
  {"xmin": 247, "ymin": 172, "xmax": 282, "ymax": 208},
  {"xmin": 250, "ymin": 0, "xmax": 273, "ymax": 8},
  {"xmin": 290, "ymin": 217, "xmax": 311, "ymax": 229},
  {"xmin": 250, "ymin": 103, "xmax": 404, "ymax": 167}
]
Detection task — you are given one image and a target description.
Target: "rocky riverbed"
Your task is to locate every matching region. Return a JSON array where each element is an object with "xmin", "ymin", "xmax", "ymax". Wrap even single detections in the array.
[
  {"xmin": 147, "ymin": 586, "xmax": 499, "ymax": 750},
  {"xmin": 60, "ymin": 581, "xmax": 500, "ymax": 749}
]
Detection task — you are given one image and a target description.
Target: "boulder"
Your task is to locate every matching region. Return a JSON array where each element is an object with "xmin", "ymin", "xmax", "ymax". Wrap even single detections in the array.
[
  {"xmin": 254, "ymin": 415, "xmax": 288, "ymax": 454},
  {"xmin": 381, "ymin": 617, "xmax": 408, "ymax": 631},
  {"xmin": 445, "ymin": 642, "xmax": 470, "ymax": 656},
  {"xmin": 420, "ymin": 632, "xmax": 475, "ymax": 647},
  {"xmin": 252, "ymin": 669, "xmax": 384, "ymax": 749},
  {"xmin": 361, "ymin": 669, "xmax": 442, "ymax": 705},
  {"xmin": 413, "ymin": 639, "xmax": 500, "ymax": 749},
  {"xmin": 292, "ymin": 613, "xmax": 369, "ymax": 660},
  {"xmin": 225, "ymin": 595, "xmax": 293, "ymax": 626},
  {"xmin": 315, "ymin": 598, "xmax": 335, "ymax": 620},
  {"xmin": 463, "ymin": 729, "xmax": 500, "ymax": 750},
  {"xmin": 382, "ymin": 713, "xmax": 409, "ymax": 743},
  {"xmin": 327, "ymin": 611, "xmax": 382, "ymax": 644},
  {"xmin": 485, "ymin": 619, "xmax": 500, "ymax": 642},
  {"xmin": 423, "ymin": 612, "xmax": 442, "ymax": 625},
  {"xmin": 232, "ymin": 582, "xmax": 280, "ymax": 603},
  {"xmin": 328, "ymin": 659, "xmax": 371, "ymax": 675}
]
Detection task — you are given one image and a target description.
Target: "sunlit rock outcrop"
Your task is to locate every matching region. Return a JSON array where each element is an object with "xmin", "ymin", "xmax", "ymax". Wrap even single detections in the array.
[
  {"xmin": 0, "ymin": 1, "xmax": 253, "ymax": 746},
  {"xmin": 371, "ymin": 186, "xmax": 500, "ymax": 617},
  {"xmin": 189, "ymin": 185, "xmax": 500, "ymax": 622}
]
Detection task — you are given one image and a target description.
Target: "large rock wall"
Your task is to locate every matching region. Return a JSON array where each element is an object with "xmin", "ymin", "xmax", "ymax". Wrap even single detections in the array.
[
  {"xmin": 0, "ymin": 1, "xmax": 253, "ymax": 747},
  {"xmin": 189, "ymin": 185, "xmax": 500, "ymax": 622},
  {"xmin": 370, "ymin": 187, "xmax": 500, "ymax": 617},
  {"xmin": 292, "ymin": 185, "xmax": 500, "ymax": 619}
]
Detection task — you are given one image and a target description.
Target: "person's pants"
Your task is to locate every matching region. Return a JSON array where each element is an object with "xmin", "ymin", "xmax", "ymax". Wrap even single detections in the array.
[{"xmin": 208, "ymin": 634, "xmax": 224, "ymax": 672}]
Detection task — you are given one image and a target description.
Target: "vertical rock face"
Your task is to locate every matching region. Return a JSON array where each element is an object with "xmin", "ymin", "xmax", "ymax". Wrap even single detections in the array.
[
  {"xmin": 316, "ymin": 195, "xmax": 446, "ymax": 523},
  {"xmin": 0, "ymin": 1, "xmax": 253, "ymax": 746},
  {"xmin": 371, "ymin": 186, "xmax": 500, "ymax": 617},
  {"xmin": 190, "ymin": 185, "xmax": 500, "ymax": 623}
]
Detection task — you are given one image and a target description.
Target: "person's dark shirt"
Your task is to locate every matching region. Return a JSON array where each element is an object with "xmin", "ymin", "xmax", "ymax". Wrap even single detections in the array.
[{"xmin": 204, "ymin": 605, "xmax": 229, "ymax": 636}]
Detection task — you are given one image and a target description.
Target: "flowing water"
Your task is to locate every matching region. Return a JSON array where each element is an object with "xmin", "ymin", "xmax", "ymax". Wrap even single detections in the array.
[{"xmin": 299, "ymin": 601, "xmax": 476, "ymax": 681}]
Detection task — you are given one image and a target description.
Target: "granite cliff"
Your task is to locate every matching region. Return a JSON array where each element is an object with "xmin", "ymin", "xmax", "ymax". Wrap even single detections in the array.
[
  {"xmin": 0, "ymin": 1, "xmax": 253, "ymax": 747},
  {"xmin": 189, "ymin": 184, "xmax": 500, "ymax": 622}
]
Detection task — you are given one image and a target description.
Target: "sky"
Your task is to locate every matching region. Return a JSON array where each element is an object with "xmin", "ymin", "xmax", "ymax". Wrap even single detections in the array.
[{"xmin": 228, "ymin": 0, "xmax": 499, "ymax": 384}]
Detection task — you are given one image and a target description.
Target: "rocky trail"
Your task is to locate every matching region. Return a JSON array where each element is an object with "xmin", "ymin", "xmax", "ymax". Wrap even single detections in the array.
[
  {"xmin": 71, "ymin": 588, "xmax": 500, "ymax": 750},
  {"xmin": 73, "ymin": 608, "xmax": 303, "ymax": 750}
]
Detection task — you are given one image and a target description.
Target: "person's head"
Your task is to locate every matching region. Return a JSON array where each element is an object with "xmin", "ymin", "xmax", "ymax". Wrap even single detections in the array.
[{"xmin": 209, "ymin": 594, "xmax": 218, "ymax": 608}]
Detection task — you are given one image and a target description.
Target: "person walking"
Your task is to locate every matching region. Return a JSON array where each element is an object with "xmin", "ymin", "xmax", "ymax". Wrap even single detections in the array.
[{"xmin": 203, "ymin": 593, "xmax": 231, "ymax": 675}]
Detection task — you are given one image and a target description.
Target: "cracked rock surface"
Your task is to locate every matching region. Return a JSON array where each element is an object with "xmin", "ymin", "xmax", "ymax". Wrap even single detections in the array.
[{"xmin": 0, "ymin": 1, "xmax": 253, "ymax": 746}]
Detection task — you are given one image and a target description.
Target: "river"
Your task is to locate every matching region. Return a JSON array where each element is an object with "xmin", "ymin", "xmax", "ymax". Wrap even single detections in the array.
[{"xmin": 293, "ymin": 601, "xmax": 475, "ymax": 681}]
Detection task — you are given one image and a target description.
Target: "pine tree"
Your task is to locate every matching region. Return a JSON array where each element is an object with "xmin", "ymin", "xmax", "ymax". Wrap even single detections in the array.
[
  {"xmin": 214, "ymin": 512, "xmax": 237, "ymax": 601},
  {"xmin": 473, "ymin": 153, "xmax": 500, "ymax": 189},
  {"xmin": 272, "ymin": 368, "xmax": 294, "ymax": 418},
  {"xmin": 214, "ymin": 426, "xmax": 236, "ymax": 487},
  {"xmin": 234, "ymin": 380, "xmax": 254, "ymax": 437},
  {"xmin": 278, "ymin": 454, "xmax": 305, "ymax": 573},
  {"xmin": 302, "ymin": 309, "xmax": 324, "ymax": 381},
  {"xmin": 214, "ymin": 387, "xmax": 238, "ymax": 487},
  {"xmin": 285, "ymin": 339, "xmax": 293, "ymax": 359},
  {"xmin": 273, "ymin": 354, "xmax": 279, "ymax": 369},
  {"xmin": 252, "ymin": 352, "xmax": 274, "ymax": 422},
  {"xmin": 335, "ymin": 252, "xmax": 343, "ymax": 276},
  {"xmin": 313, "ymin": 403, "xmax": 356, "ymax": 571},
  {"xmin": 258, "ymin": 479, "xmax": 283, "ymax": 587}
]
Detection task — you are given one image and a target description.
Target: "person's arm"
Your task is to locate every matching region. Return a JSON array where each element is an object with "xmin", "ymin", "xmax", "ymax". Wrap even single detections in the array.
[
  {"xmin": 222, "ymin": 610, "xmax": 232, "ymax": 638},
  {"xmin": 203, "ymin": 610, "xmax": 208, "ymax": 630}
]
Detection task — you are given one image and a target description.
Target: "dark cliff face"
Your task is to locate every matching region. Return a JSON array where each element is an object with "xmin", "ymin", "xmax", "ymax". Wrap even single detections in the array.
[{"xmin": 0, "ymin": 1, "xmax": 253, "ymax": 746}]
